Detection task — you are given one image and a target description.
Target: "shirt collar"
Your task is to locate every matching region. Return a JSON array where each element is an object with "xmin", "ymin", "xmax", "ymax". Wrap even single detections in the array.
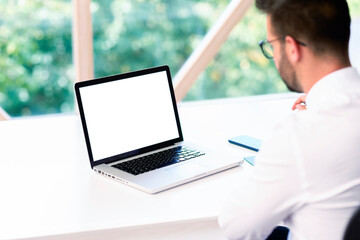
[{"xmin": 305, "ymin": 67, "xmax": 359, "ymax": 111}]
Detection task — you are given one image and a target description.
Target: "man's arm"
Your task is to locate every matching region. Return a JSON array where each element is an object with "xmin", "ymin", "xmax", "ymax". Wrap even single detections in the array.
[{"xmin": 218, "ymin": 121, "xmax": 306, "ymax": 239}]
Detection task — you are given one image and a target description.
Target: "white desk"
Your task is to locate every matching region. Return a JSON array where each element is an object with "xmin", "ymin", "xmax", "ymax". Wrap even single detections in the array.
[{"xmin": 0, "ymin": 93, "xmax": 298, "ymax": 240}]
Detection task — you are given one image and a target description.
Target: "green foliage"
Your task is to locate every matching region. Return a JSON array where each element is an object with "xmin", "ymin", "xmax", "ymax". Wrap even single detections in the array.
[
  {"xmin": 92, "ymin": 0, "xmax": 227, "ymax": 77},
  {"xmin": 349, "ymin": 0, "xmax": 360, "ymax": 17},
  {"xmin": 185, "ymin": 5, "xmax": 287, "ymax": 101},
  {"xmin": 91, "ymin": 0, "xmax": 288, "ymax": 102},
  {"xmin": 0, "ymin": 0, "xmax": 73, "ymax": 116},
  {"xmin": 91, "ymin": 0, "xmax": 286, "ymax": 102},
  {"xmin": 1, "ymin": 0, "xmax": 359, "ymax": 116}
]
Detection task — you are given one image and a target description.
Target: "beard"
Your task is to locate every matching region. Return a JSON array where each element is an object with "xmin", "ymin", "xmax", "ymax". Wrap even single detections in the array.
[{"xmin": 278, "ymin": 45, "xmax": 303, "ymax": 93}]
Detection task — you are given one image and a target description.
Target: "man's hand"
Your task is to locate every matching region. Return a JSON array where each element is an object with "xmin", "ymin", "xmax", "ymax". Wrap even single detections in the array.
[{"xmin": 292, "ymin": 94, "xmax": 307, "ymax": 111}]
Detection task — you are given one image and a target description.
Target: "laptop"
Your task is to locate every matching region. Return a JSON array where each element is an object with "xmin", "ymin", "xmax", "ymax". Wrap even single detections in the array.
[{"xmin": 75, "ymin": 65, "xmax": 242, "ymax": 193}]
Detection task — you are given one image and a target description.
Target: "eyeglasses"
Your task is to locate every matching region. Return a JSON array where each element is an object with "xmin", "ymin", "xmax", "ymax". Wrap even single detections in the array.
[{"xmin": 259, "ymin": 37, "xmax": 307, "ymax": 59}]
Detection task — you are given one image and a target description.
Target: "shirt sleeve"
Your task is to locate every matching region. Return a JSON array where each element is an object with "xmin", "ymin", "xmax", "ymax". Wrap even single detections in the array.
[{"xmin": 218, "ymin": 120, "xmax": 307, "ymax": 240}]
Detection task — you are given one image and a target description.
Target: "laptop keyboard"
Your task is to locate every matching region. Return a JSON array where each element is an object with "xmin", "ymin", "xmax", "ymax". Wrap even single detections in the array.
[{"xmin": 112, "ymin": 146, "xmax": 205, "ymax": 175}]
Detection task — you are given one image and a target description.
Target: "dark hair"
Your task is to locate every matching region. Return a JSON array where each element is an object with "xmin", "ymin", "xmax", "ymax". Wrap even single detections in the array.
[{"xmin": 256, "ymin": 0, "xmax": 351, "ymax": 60}]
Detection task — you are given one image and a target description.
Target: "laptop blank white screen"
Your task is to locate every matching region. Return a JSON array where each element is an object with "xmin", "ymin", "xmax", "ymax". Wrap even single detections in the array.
[{"xmin": 79, "ymin": 71, "xmax": 180, "ymax": 161}]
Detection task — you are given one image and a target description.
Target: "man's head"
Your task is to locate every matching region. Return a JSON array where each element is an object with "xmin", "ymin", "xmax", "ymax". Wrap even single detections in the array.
[{"xmin": 256, "ymin": 0, "xmax": 351, "ymax": 93}]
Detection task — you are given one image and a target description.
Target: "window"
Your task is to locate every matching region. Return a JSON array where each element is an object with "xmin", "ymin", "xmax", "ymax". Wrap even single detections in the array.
[
  {"xmin": 1, "ymin": 0, "xmax": 359, "ymax": 117},
  {"xmin": 91, "ymin": 0, "xmax": 228, "ymax": 78},
  {"xmin": 0, "ymin": 0, "xmax": 73, "ymax": 117},
  {"xmin": 185, "ymin": 5, "xmax": 286, "ymax": 101}
]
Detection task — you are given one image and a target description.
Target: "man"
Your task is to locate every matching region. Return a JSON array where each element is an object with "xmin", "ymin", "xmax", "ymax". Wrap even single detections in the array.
[{"xmin": 218, "ymin": 0, "xmax": 360, "ymax": 239}]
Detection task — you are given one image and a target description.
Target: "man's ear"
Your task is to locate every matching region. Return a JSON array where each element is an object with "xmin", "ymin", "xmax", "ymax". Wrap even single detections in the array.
[{"xmin": 285, "ymin": 36, "xmax": 301, "ymax": 63}]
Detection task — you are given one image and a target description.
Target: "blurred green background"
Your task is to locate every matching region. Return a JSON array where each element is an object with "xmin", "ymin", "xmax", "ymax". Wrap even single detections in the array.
[{"xmin": 1, "ymin": 0, "xmax": 359, "ymax": 117}]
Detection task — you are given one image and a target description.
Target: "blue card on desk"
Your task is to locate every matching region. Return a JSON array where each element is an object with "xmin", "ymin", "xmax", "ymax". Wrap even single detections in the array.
[
  {"xmin": 244, "ymin": 156, "xmax": 256, "ymax": 166},
  {"xmin": 228, "ymin": 135, "xmax": 262, "ymax": 152}
]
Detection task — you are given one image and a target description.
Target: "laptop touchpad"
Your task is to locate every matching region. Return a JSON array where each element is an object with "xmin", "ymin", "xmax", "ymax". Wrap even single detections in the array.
[{"xmin": 165, "ymin": 162, "xmax": 208, "ymax": 178}]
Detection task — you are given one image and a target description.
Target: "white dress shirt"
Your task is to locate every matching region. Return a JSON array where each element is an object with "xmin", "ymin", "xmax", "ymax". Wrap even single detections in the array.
[{"xmin": 218, "ymin": 67, "xmax": 360, "ymax": 240}]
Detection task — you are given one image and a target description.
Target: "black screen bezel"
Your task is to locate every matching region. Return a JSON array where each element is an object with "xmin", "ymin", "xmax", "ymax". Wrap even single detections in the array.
[{"xmin": 74, "ymin": 65, "xmax": 184, "ymax": 168}]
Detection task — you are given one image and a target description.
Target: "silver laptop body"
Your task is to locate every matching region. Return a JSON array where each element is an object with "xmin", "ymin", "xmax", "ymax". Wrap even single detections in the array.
[{"xmin": 75, "ymin": 65, "xmax": 242, "ymax": 193}]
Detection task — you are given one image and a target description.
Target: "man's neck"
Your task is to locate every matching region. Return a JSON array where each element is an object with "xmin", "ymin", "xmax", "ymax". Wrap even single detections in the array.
[{"xmin": 299, "ymin": 54, "xmax": 351, "ymax": 93}]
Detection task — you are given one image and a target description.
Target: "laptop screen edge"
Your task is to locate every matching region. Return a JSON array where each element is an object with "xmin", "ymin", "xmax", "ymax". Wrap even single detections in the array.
[{"xmin": 74, "ymin": 65, "xmax": 184, "ymax": 168}]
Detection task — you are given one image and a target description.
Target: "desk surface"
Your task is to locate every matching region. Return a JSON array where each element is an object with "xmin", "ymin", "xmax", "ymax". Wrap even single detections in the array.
[{"xmin": 0, "ymin": 93, "xmax": 298, "ymax": 239}]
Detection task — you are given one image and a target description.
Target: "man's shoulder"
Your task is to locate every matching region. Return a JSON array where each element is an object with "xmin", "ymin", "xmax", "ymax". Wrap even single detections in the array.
[{"xmin": 259, "ymin": 107, "xmax": 360, "ymax": 163}]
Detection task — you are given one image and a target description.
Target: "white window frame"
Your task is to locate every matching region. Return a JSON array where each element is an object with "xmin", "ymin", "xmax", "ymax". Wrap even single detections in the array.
[
  {"xmin": 173, "ymin": 0, "xmax": 254, "ymax": 102},
  {"xmin": 72, "ymin": 0, "xmax": 94, "ymax": 82},
  {"xmin": 0, "ymin": 107, "xmax": 10, "ymax": 120}
]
